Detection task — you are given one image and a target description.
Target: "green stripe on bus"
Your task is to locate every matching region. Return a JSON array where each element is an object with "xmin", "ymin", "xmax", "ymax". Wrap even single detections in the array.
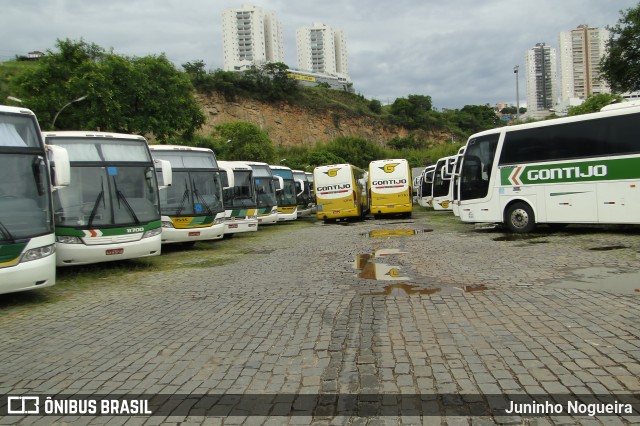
[
  {"xmin": 0, "ymin": 242, "xmax": 27, "ymax": 265},
  {"xmin": 56, "ymin": 220, "xmax": 162, "ymax": 237},
  {"xmin": 500, "ymin": 157, "xmax": 640, "ymax": 186}
]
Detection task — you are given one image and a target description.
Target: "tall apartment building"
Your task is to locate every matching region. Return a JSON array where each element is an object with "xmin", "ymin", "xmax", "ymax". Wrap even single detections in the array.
[
  {"xmin": 221, "ymin": 4, "xmax": 284, "ymax": 71},
  {"xmin": 525, "ymin": 43, "xmax": 558, "ymax": 114},
  {"xmin": 296, "ymin": 22, "xmax": 349, "ymax": 79},
  {"xmin": 558, "ymin": 24, "xmax": 610, "ymax": 104}
]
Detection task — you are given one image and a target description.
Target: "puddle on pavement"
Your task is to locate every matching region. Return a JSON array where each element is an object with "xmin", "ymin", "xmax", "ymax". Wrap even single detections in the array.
[
  {"xmin": 492, "ymin": 234, "xmax": 546, "ymax": 242},
  {"xmin": 549, "ymin": 267, "xmax": 640, "ymax": 294},
  {"xmin": 588, "ymin": 245, "xmax": 629, "ymax": 251},
  {"xmin": 370, "ymin": 283, "xmax": 441, "ymax": 296},
  {"xmin": 463, "ymin": 284, "xmax": 488, "ymax": 292},
  {"xmin": 365, "ymin": 229, "xmax": 433, "ymax": 238}
]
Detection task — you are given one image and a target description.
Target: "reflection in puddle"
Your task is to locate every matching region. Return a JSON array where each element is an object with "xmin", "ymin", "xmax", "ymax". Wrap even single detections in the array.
[
  {"xmin": 463, "ymin": 284, "xmax": 488, "ymax": 292},
  {"xmin": 355, "ymin": 249, "xmax": 410, "ymax": 281},
  {"xmin": 356, "ymin": 258, "xmax": 409, "ymax": 281},
  {"xmin": 366, "ymin": 229, "xmax": 433, "ymax": 238},
  {"xmin": 370, "ymin": 283, "xmax": 441, "ymax": 296},
  {"xmin": 549, "ymin": 267, "xmax": 640, "ymax": 294}
]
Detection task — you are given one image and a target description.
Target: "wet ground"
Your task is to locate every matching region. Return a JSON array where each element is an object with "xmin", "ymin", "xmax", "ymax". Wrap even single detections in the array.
[{"xmin": 0, "ymin": 209, "xmax": 639, "ymax": 424}]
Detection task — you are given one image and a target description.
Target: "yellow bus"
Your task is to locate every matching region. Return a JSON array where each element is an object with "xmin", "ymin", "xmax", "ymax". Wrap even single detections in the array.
[
  {"xmin": 313, "ymin": 164, "xmax": 369, "ymax": 222},
  {"xmin": 368, "ymin": 159, "xmax": 412, "ymax": 217}
]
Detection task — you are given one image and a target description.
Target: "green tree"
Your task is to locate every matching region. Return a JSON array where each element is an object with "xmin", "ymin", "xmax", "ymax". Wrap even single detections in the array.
[
  {"xmin": 324, "ymin": 136, "xmax": 386, "ymax": 168},
  {"xmin": 368, "ymin": 99, "xmax": 382, "ymax": 114},
  {"xmin": 567, "ymin": 93, "xmax": 624, "ymax": 115},
  {"xmin": 307, "ymin": 149, "xmax": 344, "ymax": 168},
  {"xmin": 601, "ymin": 4, "xmax": 640, "ymax": 93},
  {"xmin": 388, "ymin": 94, "xmax": 433, "ymax": 129},
  {"xmin": 11, "ymin": 39, "xmax": 204, "ymax": 140},
  {"xmin": 212, "ymin": 121, "xmax": 275, "ymax": 163}
]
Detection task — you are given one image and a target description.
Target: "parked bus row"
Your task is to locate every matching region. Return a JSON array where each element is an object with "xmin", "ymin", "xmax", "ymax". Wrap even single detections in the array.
[
  {"xmin": 313, "ymin": 159, "xmax": 413, "ymax": 223},
  {"xmin": 417, "ymin": 101, "xmax": 640, "ymax": 234},
  {"xmin": 0, "ymin": 105, "xmax": 319, "ymax": 295}
]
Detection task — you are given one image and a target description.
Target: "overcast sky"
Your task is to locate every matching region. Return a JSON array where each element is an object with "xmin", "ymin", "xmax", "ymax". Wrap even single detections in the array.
[{"xmin": 2, "ymin": 0, "xmax": 637, "ymax": 109}]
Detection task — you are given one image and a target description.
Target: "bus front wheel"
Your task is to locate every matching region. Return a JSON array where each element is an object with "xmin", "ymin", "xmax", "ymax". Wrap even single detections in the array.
[{"xmin": 505, "ymin": 202, "xmax": 536, "ymax": 233}]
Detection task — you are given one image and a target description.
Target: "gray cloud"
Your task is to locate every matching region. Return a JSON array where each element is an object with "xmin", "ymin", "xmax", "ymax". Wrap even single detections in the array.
[{"xmin": 2, "ymin": 0, "xmax": 636, "ymax": 109}]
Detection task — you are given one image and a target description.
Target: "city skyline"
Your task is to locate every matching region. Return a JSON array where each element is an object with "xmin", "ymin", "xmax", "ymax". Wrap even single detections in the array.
[{"xmin": 2, "ymin": 0, "xmax": 637, "ymax": 109}]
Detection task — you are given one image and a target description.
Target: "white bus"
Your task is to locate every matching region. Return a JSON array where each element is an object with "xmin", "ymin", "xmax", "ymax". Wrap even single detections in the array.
[
  {"xmin": 245, "ymin": 161, "xmax": 279, "ymax": 225},
  {"xmin": 218, "ymin": 161, "xmax": 259, "ymax": 234},
  {"xmin": 432, "ymin": 154, "xmax": 458, "ymax": 211},
  {"xmin": 450, "ymin": 147, "xmax": 466, "ymax": 217},
  {"xmin": 293, "ymin": 169, "xmax": 314, "ymax": 217},
  {"xmin": 269, "ymin": 165, "xmax": 298, "ymax": 221},
  {"xmin": 44, "ymin": 131, "xmax": 166, "ymax": 265},
  {"xmin": 149, "ymin": 145, "xmax": 226, "ymax": 245},
  {"xmin": 314, "ymin": 163, "xmax": 369, "ymax": 222},
  {"xmin": 368, "ymin": 159, "xmax": 412, "ymax": 217},
  {"xmin": 457, "ymin": 102, "xmax": 640, "ymax": 233},
  {"xmin": 0, "ymin": 106, "xmax": 69, "ymax": 294},
  {"xmin": 417, "ymin": 165, "xmax": 436, "ymax": 208}
]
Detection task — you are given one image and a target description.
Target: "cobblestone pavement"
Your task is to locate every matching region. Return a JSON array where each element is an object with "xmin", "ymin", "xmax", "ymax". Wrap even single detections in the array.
[{"xmin": 0, "ymin": 209, "xmax": 639, "ymax": 425}]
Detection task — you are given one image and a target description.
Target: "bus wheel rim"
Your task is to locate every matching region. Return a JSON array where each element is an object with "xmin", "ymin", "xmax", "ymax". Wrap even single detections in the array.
[{"xmin": 512, "ymin": 208, "xmax": 529, "ymax": 229}]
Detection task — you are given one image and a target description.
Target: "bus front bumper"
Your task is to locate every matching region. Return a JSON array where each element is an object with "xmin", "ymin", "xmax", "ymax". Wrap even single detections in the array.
[{"xmin": 56, "ymin": 235, "xmax": 162, "ymax": 266}]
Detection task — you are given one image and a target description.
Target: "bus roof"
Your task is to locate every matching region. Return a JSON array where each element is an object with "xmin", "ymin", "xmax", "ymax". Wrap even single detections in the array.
[
  {"xmin": 42, "ymin": 130, "xmax": 146, "ymax": 142},
  {"xmin": 218, "ymin": 160, "xmax": 252, "ymax": 171},
  {"xmin": 0, "ymin": 105, "xmax": 36, "ymax": 116},
  {"xmin": 467, "ymin": 103, "xmax": 640, "ymax": 140},
  {"xmin": 148, "ymin": 144, "xmax": 213, "ymax": 154}
]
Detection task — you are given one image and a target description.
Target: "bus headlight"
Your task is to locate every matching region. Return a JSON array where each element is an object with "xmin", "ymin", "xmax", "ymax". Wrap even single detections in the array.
[
  {"xmin": 56, "ymin": 235, "xmax": 83, "ymax": 244},
  {"xmin": 214, "ymin": 217, "xmax": 225, "ymax": 225},
  {"xmin": 271, "ymin": 207, "xmax": 278, "ymax": 214},
  {"xmin": 249, "ymin": 214, "xmax": 257, "ymax": 220},
  {"xmin": 21, "ymin": 244, "xmax": 56, "ymax": 263},
  {"xmin": 162, "ymin": 220, "xmax": 174, "ymax": 228},
  {"xmin": 142, "ymin": 228, "xmax": 162, "ymax": 239}
]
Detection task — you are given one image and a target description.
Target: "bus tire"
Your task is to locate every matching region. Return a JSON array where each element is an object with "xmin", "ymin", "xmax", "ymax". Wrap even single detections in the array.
[{"xmin": 505, "ymin": 202, "xmax": 536, "ymax": 233}]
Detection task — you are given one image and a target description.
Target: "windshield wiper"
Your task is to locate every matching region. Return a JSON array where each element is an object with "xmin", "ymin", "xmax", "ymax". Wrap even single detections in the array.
[
  {"xmin": 88, "ymin": 179, "xmax": 105, "ymax": 227},
  {"xmin": 192, "ymin": 180, "xmax": 215, "ymax": 215},
  {"xmin": 176, "ymin": 181, "xmax": 190, "ymax": 216},
  {"xmin": 0, "ymin": 219, "xmax": 15, "ymax": 243},
  {"xmin": 112, "ymin": 177, "xmax": 141, "ymax": 225}
]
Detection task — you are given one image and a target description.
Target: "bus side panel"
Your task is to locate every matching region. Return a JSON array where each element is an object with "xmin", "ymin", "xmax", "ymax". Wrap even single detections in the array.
[
  {"xmin": 544, "ymin": 183, "xmax": 598, "ymax": 223},
  {"xmin": 597, "ymin": 181, "xmax": 640, "ymax": 223}
]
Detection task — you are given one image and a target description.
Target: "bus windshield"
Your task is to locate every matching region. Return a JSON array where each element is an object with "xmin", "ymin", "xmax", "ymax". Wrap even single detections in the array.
[
  {"xmin": 0, "ymin": 153, "xmax": 52, "ymax": 240},
  {"xmin": 54, "ymin": 165, "xmax": 159, "ymax": 227},
  {"xmin": 271, "ymin": 169, "xmax": 297, "ymax": 206},
  {"xmin": 0, "ymin": 112, "xmax": 52, "ymax": 241},
  {"xmin": 49, "ymin": 137, "xmax": 160, "ymax": 228},
  {"xmin": 459, "ymin": 134, "xmax": 499, "ymax": 201},
  {"xmin": 223, "ymin": 170, "xmax": 255, "ymax": 208},
  {"xmin": 160, "ymin": 170, "xmax": 224, "ymax": 216}
]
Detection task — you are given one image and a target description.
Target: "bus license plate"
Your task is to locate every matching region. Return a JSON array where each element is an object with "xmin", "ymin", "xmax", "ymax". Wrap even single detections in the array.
[
  {"xmin": 106, "ymin": 248, "xmax": 124, "ymax": 255},
  {"xmin": 188, "ymin": 231, "xmax": 200, "ymax": 237},
  {"xmin": 229, "ymin": 224, "xmax": 238, "ymax": 228}
]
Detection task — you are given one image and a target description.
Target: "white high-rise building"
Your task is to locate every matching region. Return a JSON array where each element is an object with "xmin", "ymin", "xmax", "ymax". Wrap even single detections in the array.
[
  {"xmin": 558, "ymin": 24, "xmax": 610, "ymax": 104},
  {"xmin": 222, "ymin": 4, "xmax": 284, "ymax": 71},
  {"xmin": 296, "ymin": 22, "xmax": 349, "ymax": 79},
  {"xmin": 525, "ymin": 43, "xmax": 558, "ymax": 115}
]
